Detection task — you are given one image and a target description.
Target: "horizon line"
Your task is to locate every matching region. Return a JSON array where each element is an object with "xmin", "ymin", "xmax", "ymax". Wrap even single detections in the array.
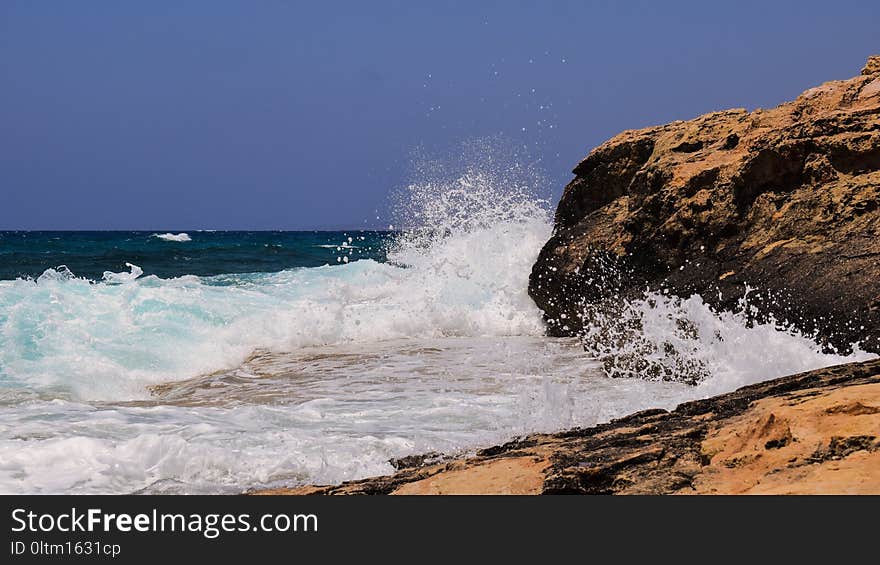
[{"xmin": 0, "ymin": 228, "xmax": 399, "ymax": 233}]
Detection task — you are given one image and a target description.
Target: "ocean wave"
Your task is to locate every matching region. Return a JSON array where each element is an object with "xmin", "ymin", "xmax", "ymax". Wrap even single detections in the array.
[
  {"xmin": 0, "ymin": 142, "xmax": 872, "ymax": 405},
  {"xmin": 0, "ymin": 142, "xmax": 875, "ymax": 494},
  {"xmin": 152, "ymin": 232, "xmax": 191, "ymax": 242},
  {"xmin": 102, "ymin": 263, "xmax": 143, "ymax": 284},
  {"xmin": 0, "ymin": 155, "xmax": 552, "ymax": 401}
]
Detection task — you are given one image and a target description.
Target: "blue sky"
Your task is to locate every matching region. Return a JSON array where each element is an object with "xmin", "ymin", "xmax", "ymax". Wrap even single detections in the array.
[{"xmin": 2, "ymin": 1, "xmax": 878, "ymax": 229}]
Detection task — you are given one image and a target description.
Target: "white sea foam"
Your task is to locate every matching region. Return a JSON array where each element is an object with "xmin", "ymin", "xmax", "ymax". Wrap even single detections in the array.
[
  {"xmin": 0, "ymin": 149, "xmax": 553, "ymax": 401},
  {"xmin": 102, "ymin": 262, "xmax": 143, "ymax": 284},
  {"xmin": 0, "ymin": 142, "xmax": 874, "ymax": 494},
  {"xmin": 0, "ymin": 337, "xmax": 614, "ymax": 494},
  {"xmin": 581, "ymin": 291, "xmax": 876, "ymax": 397},
  {"xmin": 152, "ymin": 232, "xmax": 191, "ymax": 242}
]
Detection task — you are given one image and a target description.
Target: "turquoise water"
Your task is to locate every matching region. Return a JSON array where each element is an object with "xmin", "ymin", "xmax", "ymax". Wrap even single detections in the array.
[
  {"xmin": 0, "ymin": 200, "xmax": 590, "ymax": 493},
  {"xmin": 0, "ymin": 172, "xmax": 872, "ymax": 493}
]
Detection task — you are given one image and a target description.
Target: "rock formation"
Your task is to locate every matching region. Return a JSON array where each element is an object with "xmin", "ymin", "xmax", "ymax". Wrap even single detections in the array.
[{"xmin": 529, "ymin": 57, "xmax": 880, "ymax": 354}]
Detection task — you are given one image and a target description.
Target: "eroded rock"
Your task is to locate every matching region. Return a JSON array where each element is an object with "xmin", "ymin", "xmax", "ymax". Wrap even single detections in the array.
[{"xmin": 529, "ymin": 57, "xmax": 880, "ymax": 354}]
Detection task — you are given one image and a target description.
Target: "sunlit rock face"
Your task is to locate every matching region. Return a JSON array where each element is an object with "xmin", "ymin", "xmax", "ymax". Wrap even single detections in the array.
[{"xmin": 530, "ymin": 57, "xmax": 880, "ymax": 355}]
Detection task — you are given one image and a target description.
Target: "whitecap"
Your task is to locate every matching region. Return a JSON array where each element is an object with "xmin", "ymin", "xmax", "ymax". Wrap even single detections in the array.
[
  {"xmin": 102, "ymin": 263, "xmax": 144, "ymax": 284},
  {"xmin": 152, "ymin": 232, "xmax": 191, "ymax": 242}
]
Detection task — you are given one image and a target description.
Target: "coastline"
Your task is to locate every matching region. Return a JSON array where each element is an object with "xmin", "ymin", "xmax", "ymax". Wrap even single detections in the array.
[
  {"xmin": 254, "ymin": 57, "xmax": 880, "ymax": 496},
  {"xmin": 3, "ymin": 56, "xmax": 877, "ymax": 496},
  {"xmin": 254, "ymin": 358, "xmax": 880, "ymax": 495}
]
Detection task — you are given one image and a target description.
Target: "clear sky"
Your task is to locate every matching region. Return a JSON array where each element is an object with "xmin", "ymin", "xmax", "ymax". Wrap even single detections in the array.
[{"xmin": 2, "ymin": 1, "xmax": 878, "ymax": 230}]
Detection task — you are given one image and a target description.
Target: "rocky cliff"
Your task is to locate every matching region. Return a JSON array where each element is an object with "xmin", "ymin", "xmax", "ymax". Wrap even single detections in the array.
[{"xmin": 529, "ymin": 57, "xmax": 880, "ymax": 354}]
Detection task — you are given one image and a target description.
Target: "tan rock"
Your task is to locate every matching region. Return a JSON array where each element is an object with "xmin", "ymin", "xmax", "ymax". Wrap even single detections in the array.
[
  {"xmin": 694, "ymin": 382, "xmax": 880, "ymax": 494},
  {"xmin": 529, "ymin": 57, "xmax": 880, "ymax": 355},
  {"xmin": 391, "ymin": 457, "xmax": 549, "ymax": 495},
  {"xmin": 862, "ymin": 55, "xmax": 880, "ymax": 76}
]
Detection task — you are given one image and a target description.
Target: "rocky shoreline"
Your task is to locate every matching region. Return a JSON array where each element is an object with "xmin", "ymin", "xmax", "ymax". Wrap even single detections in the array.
[
  {"xmin": 259, "ymin": 58, "xmax": 880, "ymax": 495},
  {"xmin": 257, "ymin": 358, "xmax": 879, "ymax": 495}
]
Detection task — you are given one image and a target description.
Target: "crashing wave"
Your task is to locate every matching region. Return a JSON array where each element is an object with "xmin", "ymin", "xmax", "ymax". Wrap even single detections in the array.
[
  {"xmin": 580, "ymin": 289, "xmax": 876, "ymax": 393},
  {"xmin": 0, "ymin": 140, "xmax": 872, "ymax": 404},
  {"xmin": 0, "ymin": 142, "xmax": 552, "ymax": 401},
  {"xmin": 102, "ymin": 263, "xmax": 144, "ymax": 284}
]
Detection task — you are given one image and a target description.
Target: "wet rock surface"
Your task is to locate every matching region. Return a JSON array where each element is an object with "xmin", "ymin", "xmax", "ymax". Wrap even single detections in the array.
[{"xmin": 529, "ymin": 57, "xmax": 880, "ymax": 354}]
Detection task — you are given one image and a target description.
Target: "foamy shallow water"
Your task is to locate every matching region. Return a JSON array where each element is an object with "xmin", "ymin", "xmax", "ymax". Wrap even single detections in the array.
[
  {"xmin": 0, "ymin": 336, "xmax": 703, "ymax": 494},
  {"xmin": 2, "ymin": 331, "xmax": 870, "ymax": 494},
  {"xmin": 0, "ymin": 150, "xmax": 873, "ymax": 493}
]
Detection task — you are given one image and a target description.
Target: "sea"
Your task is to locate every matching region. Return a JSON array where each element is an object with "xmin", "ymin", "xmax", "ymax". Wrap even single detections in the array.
[{"xmin": 0, "ymin": 167, "xmax": 874, "ymax": 493}]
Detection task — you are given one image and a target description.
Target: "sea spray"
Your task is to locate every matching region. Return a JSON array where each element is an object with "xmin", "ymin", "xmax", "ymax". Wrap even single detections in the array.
[
  {"xmin": 0, "ymin": 144, "xmax": 875, "ymax": 494},
  {"xmin": 0, "ymin": 145, "xmax": 554, "ymax": 402},
  {"xmin": 102, "ymin": 263, "xmax": 144, "ymax": 284},
  {"xmin": 579, "ymin": 287, "xmax": 876, "ymax": 394}
]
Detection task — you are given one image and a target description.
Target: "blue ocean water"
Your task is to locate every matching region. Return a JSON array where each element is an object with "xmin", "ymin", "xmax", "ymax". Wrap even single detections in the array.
[
  {"xmin": 0, "ymin": 231, "xmax": 393, "ymax": 281},
  {"xmin": 0, "ymin": 199, "xmax": 586, "ymax": 493},
  {"xmin": 0, "ymin": 172, "xmax": 872, "ymax": 494}
]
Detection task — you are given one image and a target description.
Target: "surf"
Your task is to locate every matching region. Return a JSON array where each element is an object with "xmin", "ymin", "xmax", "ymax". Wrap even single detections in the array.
[
  {"xmin": 152, "ymin": 232, "xmax": 191, "ymax": 242},
  {"xmin": 0, "ymin": 143, "xmax": 874, "ymax": 494},
  {"xmin": 0, "ymin": 150, "xmax": 553, "ymax": 402}
]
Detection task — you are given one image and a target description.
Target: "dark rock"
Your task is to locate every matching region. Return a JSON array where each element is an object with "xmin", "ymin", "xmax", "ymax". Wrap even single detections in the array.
[
  {"xmin": 389, "ymin": 451, "xmax": 445, "ymax": 470},
  {"xmin": 529, "ymin": 57, "xmax": 880, "ymax": 354}
]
